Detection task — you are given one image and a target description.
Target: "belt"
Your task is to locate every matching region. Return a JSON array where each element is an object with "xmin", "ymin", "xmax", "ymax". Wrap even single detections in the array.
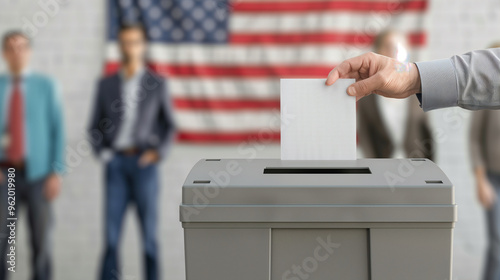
[
  {"xmin": 116, "ymin": 147, "xmax": 140, "ymax": 156},
  {"xmin": 0, "ymin": 161, "xmax": 25, "ymax": 169}
]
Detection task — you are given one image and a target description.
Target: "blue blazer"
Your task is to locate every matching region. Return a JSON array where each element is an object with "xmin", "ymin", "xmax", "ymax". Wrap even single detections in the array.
[
  {"xmin": 0, "ymin": 73, "xmax": 65, "ymax": 181},
  {"xmin": 88, "ymin": 70, "xmax": 176, "ymax": 159}
]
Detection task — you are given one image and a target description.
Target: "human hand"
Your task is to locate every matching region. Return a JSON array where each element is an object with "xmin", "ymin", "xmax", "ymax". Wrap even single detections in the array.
[
  {"xmin": 44, "ymin": 173, "xmax": 61, "ymax": 201},
  {"xmin": 477, "ymin": 177, "xmax": 497, "ymax": 209},
  {"xmin": 139, "ymin": 150, "xmax": 160, "ymax": 167},
  {"xmin": 326, "ymin": 52, "xmax": 422, "ymax": 101}
]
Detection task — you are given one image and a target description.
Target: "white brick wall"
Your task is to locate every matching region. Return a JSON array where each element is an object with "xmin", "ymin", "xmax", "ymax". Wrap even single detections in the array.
[{"xmin": 1, "ymin": 0, "xmax": 500, "ymax": 279}]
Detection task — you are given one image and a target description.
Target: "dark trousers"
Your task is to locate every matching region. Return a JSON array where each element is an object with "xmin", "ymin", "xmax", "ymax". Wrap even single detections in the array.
[
  {"xmin": 99, "ymin": 154, "xmax": 159, "ymax": 280},
  {"xmin": 484, "ymin": 172, "xmax": 500, "ymax": 280},
  {"xmin": 0, "ymin": 168, "xmax": 52, "ymax": 280}
]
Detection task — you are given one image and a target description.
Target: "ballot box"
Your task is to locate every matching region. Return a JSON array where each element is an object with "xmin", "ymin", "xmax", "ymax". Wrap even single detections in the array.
[{"xmin": 180, "ymin": 158, "xmax": 456, "ymax": 280}]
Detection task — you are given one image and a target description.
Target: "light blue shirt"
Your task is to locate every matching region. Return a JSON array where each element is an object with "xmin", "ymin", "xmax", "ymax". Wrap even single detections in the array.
[{"xmin": 0, "ymin": 72, "xmax": 65, "ymax": 181}]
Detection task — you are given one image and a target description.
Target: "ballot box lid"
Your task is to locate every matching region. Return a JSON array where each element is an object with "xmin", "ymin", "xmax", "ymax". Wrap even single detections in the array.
[{"xmin": 180, "ymin": 159, "xmax": 456, "ymax": 223}]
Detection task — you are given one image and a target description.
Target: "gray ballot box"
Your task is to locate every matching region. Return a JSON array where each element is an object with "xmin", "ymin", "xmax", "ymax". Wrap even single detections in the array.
[{"xmin": 180, "ymin": 158, "xmax": 456, "ymax": 280}]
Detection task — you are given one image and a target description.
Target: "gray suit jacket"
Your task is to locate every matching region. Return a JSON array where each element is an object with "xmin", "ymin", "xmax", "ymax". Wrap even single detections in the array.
[
  {"xmin": 416, "ymin": 48, "xmax": 500, "ymax": 111},
  {"xmin": 357, "ymin": 94, "xmax": 434, "ymax": 160},
  {"xmin": 88, "ymin": 69, "xmax": 176, "ymax": 159}
]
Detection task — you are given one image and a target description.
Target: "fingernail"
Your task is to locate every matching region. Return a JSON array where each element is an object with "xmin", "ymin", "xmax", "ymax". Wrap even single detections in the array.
[{"xmin": 348, "ymin": 87, "xmax": 356, "ymax": 96}]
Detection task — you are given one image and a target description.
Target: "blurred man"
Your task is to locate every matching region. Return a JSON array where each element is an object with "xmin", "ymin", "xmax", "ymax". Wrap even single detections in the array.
[
  {"xmin": 88, "ymin": 23, "xmax": 175, "ymax": 280},
  {"xmin": 357, "ymin": 30, "xmax": 434, "ymax": 160},
  {"xmin": 0, "ymin": 31, "xmax": 65, "ymax": 280},
  {"xmin": 469, "ymin": 42, "xmax": 500, "ymax": 280}
]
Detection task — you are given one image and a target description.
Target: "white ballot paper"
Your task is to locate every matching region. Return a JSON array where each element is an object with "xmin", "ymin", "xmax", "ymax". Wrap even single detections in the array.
[{"xmin": 280, "ymin": 78, "xmax": 356, "ymax": 160}]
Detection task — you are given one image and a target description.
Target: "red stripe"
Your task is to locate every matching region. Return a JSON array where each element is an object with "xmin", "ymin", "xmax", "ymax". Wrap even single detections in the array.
[
  {"xmin": 174, "ymin": 98, "xmax": 280, "ymax": 110},
  {"xmin": 408, "ymin": 32, "xmax": 426, "ymax": 46},
  {"xmin": 150, "ymin": 63, "xmax": 333, "ymax": 78},
  {"xmin": 233, "ymin": 0, "xmax": 427, "ymax": 13},
  {"xmin": 230, "ymin": 31, "xmax": 426, "ymax": 46},
  {"xmin": 177, "ymin": 131, "xmax": 280, "ymax": 142},
  {"xmin": 104, "ymin": 62, "xmax": 120, "ymax": 76},
  {"xmin": 106, "ymin": 63, "xmax": 332, "ymax": 78}
]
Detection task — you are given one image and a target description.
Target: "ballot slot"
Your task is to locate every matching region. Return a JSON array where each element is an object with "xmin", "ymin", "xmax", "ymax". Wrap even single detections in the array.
[
  {"xmin": 425, "ymin": 180, "xmax": 443, "ymax": 184},
  {"xmin": 263, "ymin": 167, "xmax": 371, "ymax": 174},
  {"xmin": 193, "ymin": 180, "xmax": 211, "ymax": 184}
]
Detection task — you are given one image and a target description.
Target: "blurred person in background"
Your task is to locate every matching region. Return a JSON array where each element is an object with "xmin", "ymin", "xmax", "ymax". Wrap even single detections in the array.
[
  {"xmin": 469, "ymin": 42, "xmax": 500, "ymax": 280},
  {"xmin": 88, "ymin": 23, "xmax": 175, "ymax": 280},
  {"xmin": 357, "ymin": 30, "xmax": 434, "ymax": 160},
  {"xmin": 0, "ymin": 31, "xmax": 65, "ymax": 280}
]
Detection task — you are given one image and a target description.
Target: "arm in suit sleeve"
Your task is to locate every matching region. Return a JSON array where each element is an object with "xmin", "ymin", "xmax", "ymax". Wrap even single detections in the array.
[
  {"xmin": 48, "ymin": 79, "xmax": 66, "ymax": 174},
  {"xmin": 415, "ymin": 48, "xmax": 500, "ymax": 111},
  {"xmin": 469, "ymin": 110, "xmax": 487, "ymax": 170},
  {"xmin": 87, "ymin": 81, "xmax": 105, "ymax": 157},
  {"xmin": 157, "ymin": 80, "xmax": 177, "ymax": 159}
]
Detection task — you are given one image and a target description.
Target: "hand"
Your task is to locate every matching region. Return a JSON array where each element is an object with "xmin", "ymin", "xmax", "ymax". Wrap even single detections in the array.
[
  {"xmin": 477, "ymin": 177, "xmax": 497, "ymax": 209},
  {"xmin": 139, "ymin": 150, "xmax": 160, "ymax": 167},
  {"xmin": 44, "ymin": 174, "xmax": 61, "ymax": 201},
  {"xmin": 326, "ymin": 52, "xmax": 422, "ymax": 101}
]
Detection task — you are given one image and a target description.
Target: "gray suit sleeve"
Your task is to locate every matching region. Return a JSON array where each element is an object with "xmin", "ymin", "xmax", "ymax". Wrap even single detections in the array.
[{"xmin": 415, "ymin": 48, "xmax": 500, "ymax": 111}]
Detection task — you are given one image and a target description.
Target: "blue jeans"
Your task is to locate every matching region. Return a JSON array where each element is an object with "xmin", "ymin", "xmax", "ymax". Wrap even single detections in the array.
[
  {"xmin": 0, "ymin": 168, "xmax": 52, "ymax": 280},
  {"xmin": 99, "ymin": 154, "xmax": 159, "ymax": 280},
  {"xmin": 483, "ymin": 172, "xmax": 500, "ymax": 280}
]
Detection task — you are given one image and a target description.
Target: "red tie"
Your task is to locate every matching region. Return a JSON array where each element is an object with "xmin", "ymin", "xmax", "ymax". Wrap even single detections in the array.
[{"xmin": 6, "ymin": 78, "xmax": 25, "ymax": 163}]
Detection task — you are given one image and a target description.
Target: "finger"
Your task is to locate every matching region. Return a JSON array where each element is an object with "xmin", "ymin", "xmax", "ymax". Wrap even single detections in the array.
[
  {"xmin": 325, "ymin": 61, "xmax": 352, "ymax": 86},
  {"xmin": 347, "ymin": 73, "xmax": 384, "ymax": 98},
  {"xmin": 326, "ymin": 54, "xmax": 367, "ymax": 85}
]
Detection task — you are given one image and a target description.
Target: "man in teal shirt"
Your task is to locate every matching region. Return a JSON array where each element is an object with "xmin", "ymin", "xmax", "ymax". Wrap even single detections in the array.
[{"xmin": 0, "ymin": 31, "xmax": 65, "ymax": 280}]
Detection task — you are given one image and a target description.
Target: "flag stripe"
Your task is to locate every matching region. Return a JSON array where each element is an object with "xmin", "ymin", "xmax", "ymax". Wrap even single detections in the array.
[
  {"xmin": 175, "ymin": 110, "xmax": 280, "ymax": 131},
  {"xmin": 148, "ymin": 44, "xmax": 369, "ymax": 65},
  {"xmin": 230, "ymin": 12, "xmax": 425, "ymax": 33},
  {"xmin": 178, "ymin": 131, "xmax": 280, "ymax": 142},
  {"xmin": 232, "ymin": 0, "xmax": 428, "ymax": 13},
  {"xmin": 107, "ymin": 43, "xmax": 424, "ymax": 65},
  {"xmin": 229, "ymin": 31, "xmax": 426, "ymax": 45},
  {"xmin": 174, "ymin": 98, "xmax": 280, "ymax": 110},
  {"xmin": 149, "ymin": 63, "xmax": 334, "ymax": 78},
  {"xmin": 169, "ymin": 78, "xmax": 281, "ymax": 98}
]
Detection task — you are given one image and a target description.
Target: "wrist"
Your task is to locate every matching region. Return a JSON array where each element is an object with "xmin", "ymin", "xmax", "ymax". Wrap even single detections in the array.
[{"xmin": 407, "ymin": 63, "xmax": 421, "ymax": 96}]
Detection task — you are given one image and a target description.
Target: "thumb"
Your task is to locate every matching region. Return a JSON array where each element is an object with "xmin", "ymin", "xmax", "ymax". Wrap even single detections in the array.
[{"xmin": 347, "ymin": 74, "xmax": 384, "ymax": 98}]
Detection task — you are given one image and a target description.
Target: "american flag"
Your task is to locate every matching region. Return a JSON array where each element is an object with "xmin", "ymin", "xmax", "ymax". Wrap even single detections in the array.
[{"xmin": 105, "ymin": 0, "xmax": 428, "ymax": 143}]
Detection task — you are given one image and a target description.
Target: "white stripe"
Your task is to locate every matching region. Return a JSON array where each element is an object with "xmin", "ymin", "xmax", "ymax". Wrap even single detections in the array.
[
  {"xmin": 106, "ymin": 44, "xmax": 120, "ymax": 61},
  {"xmin": 149, "ymin": 44, "xmax": 370, "ymax": 65},
  {"xmin": 169, "ymin": 78, "xmax": 279, "ymax": 99},
  {"xmin": 107, "ymin": 43, "xmax": 423, "ymax": 65},
  {"xmin": 175, "ymin": 110, "xmax": 280, "ymax": 132},
  {"xmin": 233, "ymin": 0, "xmax": 403, "ymax": 2},
  {"xmin": 230, "ymin": 12, "xmax": 424, "ymax": 33},
  {"xmin": 108, "ymin": 42, "xmax": 370, "ymax": 64}
]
